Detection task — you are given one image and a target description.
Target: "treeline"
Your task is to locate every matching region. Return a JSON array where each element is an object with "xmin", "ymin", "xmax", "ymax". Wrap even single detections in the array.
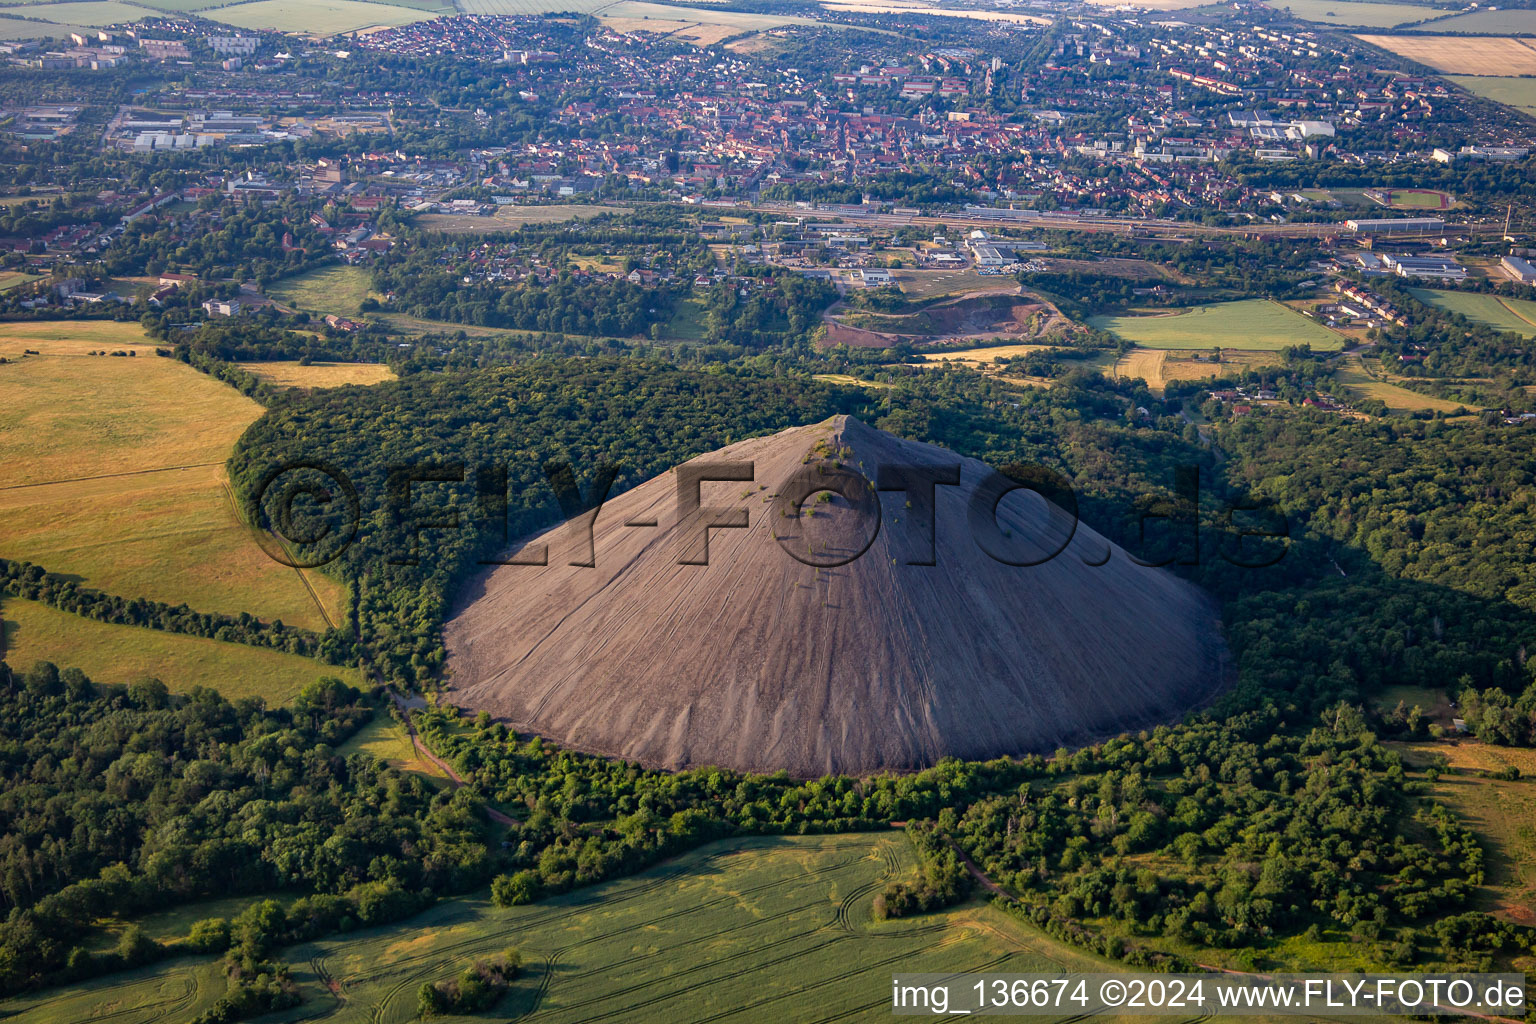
[
  {"xmin": 0, "ymin": 665, "xmax": 490, "ymax": 994},
  {"xmin": 1459, "ymin": 682, "xmax": 1536, "ymax": 747},
  {"xmin": 0, "ymin": 558, "xmax": 349, "ymax": 662},
  {"xmin": 874, "ymin": 821, "xmax": 973, "ymax": 920}
]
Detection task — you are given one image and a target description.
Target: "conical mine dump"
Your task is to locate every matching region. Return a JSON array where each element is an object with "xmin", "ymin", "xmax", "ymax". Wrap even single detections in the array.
[{"xmin": 443, "ymin": 416, "xmax": 1228, "ymax": 776}]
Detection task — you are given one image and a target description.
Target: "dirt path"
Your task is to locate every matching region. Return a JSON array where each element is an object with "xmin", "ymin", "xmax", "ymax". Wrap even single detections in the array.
[{"xmin": 387, "ymin": 689, "xmax": 519, "ymax": 827}]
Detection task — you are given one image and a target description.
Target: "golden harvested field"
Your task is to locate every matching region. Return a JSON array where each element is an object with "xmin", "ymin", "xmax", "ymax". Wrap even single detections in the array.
[
  {"xmin": 1333, "ymin": 352, "xmax": 1474, "ymax": 414},
  {"xmin": 0, "ymin": 596, "xmax": 352, "ymax": 705},
  {"xmin": 926, "ymin": 342, "xmax": 1060, "ymax": 367},
  {"xmin": 0, "ymin": 323, "xmax": 343, "ymax": 631},
  {"xmin": 1114, "ymin": 349, "xmax": 1284, "ymax": 392},
  {"xmin": 1355, "ymin": 34, "xmax": 1536, "ymax": 75},
  {"xmin": 238, "ymin": 360, "xmax": 396, "ymax": 388}
]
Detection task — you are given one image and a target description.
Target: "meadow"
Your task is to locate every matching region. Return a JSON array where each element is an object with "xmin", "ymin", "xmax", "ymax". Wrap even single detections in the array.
[
  {"xmin": 1448, "ymin": 75, "xmax": 1536, "ymax": 116},
  {"xmin": 412, "ymin": 203, "xmax": 627, "ymax": 235},
  {"xmin": 270, "ymin": 264, "xmax": 375, "ymax": 316},
  {"xmin": 0, "ymin": 1, "xmax": 156, "ymax": 28},
  {"xmin": 1332, "ymin": 352, "xmax": 1471, "ymax": 414},
  {"xmin": 1355, "ymin": 34, "xmax": 1536, "ymax": 75},
  {"xmin": 203, "ymin": 0, "xmax": 436, "ymax": 33},
  {"xmin": 0, "ymin": 270, "xmax": 41, "ymax": 292},
  {"xmin": 335, "ymin": 713, "xmax": 450, "ymax": 783},
  {"xmin": 0, "ymin": 322, "xmax": 344, "ymax": 630},
  {"xmin": 1261, "ymin": 0, "xmax": 1452, "ymax": 27},
  {"xmin": 1089, "ymin": 299, "xmax": 1345, "ymax": 351},
  {"xmin": 1409, "ymin": 287, "xmax": 1536, "ymax": 337},
  {"xmin": 0, "ymin": 596, "xmax": 351, "ymax": 703},
  {"xmin": 238, "ymin": 360, "xmax": 397, "ymax": 388},
  {"xmin": 0, "ymin": 833, "xmax": 1114, "ymax": 1024},
  {"xmin": 1417, "ymin": 8, "xmax": 1536, "ymax": 32}
]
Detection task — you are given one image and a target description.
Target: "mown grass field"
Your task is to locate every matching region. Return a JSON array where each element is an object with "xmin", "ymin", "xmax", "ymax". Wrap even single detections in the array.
[
  {"xmin": 1333, "ymin": 352, "xmax": 1472, "ymax": 414},
  {"xmin": 1409, "ymin": 287, "xmax": 1536, "ymax": 337},
  {"xmin": 1112, "ymin": 349, "xmax": 1284, "ymax": 392},
  {"xmin": 413, "ymin": 203, "xmax": 627, "ymax": 235},
  {"xmin": 238, "ymin": 360, "xmax": 396, "ymax": 388},
  {"xmin": 0, "ymin": 833, "xmax": 1119, "ymax": 1024},
  {"xmin": 203, "ymin": 0, "xmax": 436, "ymax": 33},
  {"xmin": 0, "ymin": 323, "xmax": 343, "ymax": 630},
  {"xmin": 1090, "ymin": 299, "xmax": 1345, "ymax": 351},
  {"xmin": 0, "ymin": 596, "xmax": 351, "ymax": 703}
]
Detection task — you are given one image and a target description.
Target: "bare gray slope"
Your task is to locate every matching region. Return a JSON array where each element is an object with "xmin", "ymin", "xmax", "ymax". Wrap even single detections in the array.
[{"xmin": 443, "ymin": 416, "xmax": 1227, "ymax": 776}]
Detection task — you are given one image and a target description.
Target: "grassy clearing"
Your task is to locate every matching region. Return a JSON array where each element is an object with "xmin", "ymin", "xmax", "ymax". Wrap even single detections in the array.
[
  {"xmin": 1333, "ymin": 352, "xmax": 1472, "ymax": 414},
  {"xmin": 336, "ymin": 714, "xmax": 450, "ymax": 783},
  {"xmin": 238, "ymin": 360, "xmax": 396, "ymax": 388},
  {"xmin": 1448, "ymin": 76, "xmax": 1536, "ymax": 115},
  {"xmin": 413, "ymin": 203, "xmax": 626, "ymax": 235},
  {"xmin": 1409, "ymin": 287, "xmax": 1536, "ymax": 337},
  {"xmin": 0, "ymin": 323, "xmax": 343, "ymax": 629},
  {"xmin": 1356, "ymin": 34, "xmax": 1536, "ymax": 75},
  {"xmin": 0, "ymin": 596, "xmax": 351, "ymax": 704},
  {"xmin": 1266, "ymin": 0, "xmax": 1452, "ymax": 27},
  {"xmin": 203, "ymin": 0, "xmax": 436, "ymax": 32},
  {"xmin": 0, "ymin": 833, "xmax": 1118, "ymax": 1024},
  {"xmin": 1392, "ymin": 741, "xmax": 1536, "ymax": 926},
  {"xmin": 270, "ymin": 264, "xmax": 375, "ymax": 317},
  {"xmin": 1090, "ymin": 299, "xmax": 1345, "ymax": 352}
]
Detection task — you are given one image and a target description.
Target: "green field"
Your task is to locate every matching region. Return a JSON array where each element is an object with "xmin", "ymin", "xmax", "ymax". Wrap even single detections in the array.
[
  {"xmin": 1421, "ymin": 8, "xmax": 1536, "ymax": 32},
  {"xmin": 271, "ymin": 264, "xmax": 376, "ymax": 316},
  {"xmin": 1264, "ymin": 0, "xmax": 1452, "ymax": 27},
  {"xmin": 336, "ymin": 713, "xmax": 451, "ymax": 783},
  {"xmin": 0, "ymin": 1, "xmax": 157, "ymax": 25},
  {"xmin": 1333, "ymin": 352, "xmax": 1471, "ymax": 414},
  {"xmin": 1386, "ymin": 188, "xmax": 1448, "ymax": 209},
  {"xmin": 1409, "ymin": 287, "xmax": 1536, "ymax": 337},
  {"xmin": 0, "ymin": 596, "xmax": 351, "ymax": 703},
  {"xmin": 0, "ymin": 833, "xmax": 1116, "ymax": 1024},
  {"xmin": 204, "ymin": 0, "xmax": 436, "ymax": 33},
  {"xmin": 1090, "ymin": 299, "xmax": 1345, "ymax": 351},
  {"xmin": 1448, "ymin": 75, "xmax": 1536, "ymax": 115},
  {"xmin": 0, "ymin": 322, "xmax": 344, "ymax": 631},
  {"xmin": 413, "ymin": 203, "xmax": 627, "ymax": 235}
]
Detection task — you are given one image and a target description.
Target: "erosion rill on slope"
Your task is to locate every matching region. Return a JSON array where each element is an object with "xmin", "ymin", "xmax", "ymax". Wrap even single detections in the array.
[{"xmin": 443, "ymin": 416, "xmax": 1229, "ymax": 777}]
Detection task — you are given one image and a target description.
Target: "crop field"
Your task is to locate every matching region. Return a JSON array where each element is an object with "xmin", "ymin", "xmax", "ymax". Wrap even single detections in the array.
[
  {"xmin": 1448, "ymin": 75, "xmax": 1536, "ymax": 115},
  {"xmin": 204, "ymin": 0, "xmax": 436, "ymax": 33},
  {"xmin": 1418, "ymin": 8, "xmax": 1536, "ymax": 32},
  {"xmin": 0, "ymin": 833, "xmax": 1115, "ymax": 1024},
  {"xmin": 0, "ymin": 596, "xmax": 351, "ymax": 703},
  {"xmin": 1393, "ymin": 742, "xmax": 1536, "ymax": 926},
  {"xmin": 336, "ymin": 713, "xmax": 450, "ymax": 783},
  {"xmin": 1355, "ymin": 34, "xmax": 1536, "ymax": 75},
  {"xmin": 1333, "ymin": 353, "xmax": 1472, "ymax": 414},
  {"xmin": 0, "ymin": 322, "xmax": 344, "ymax": 631},
  {"xmin": 238, "ymin": 360, "xmax": 397, "ymax": 388},
  {"xmin": 0, "ymin": 1, "xmax": 156, "ymax": 27},
  {"xmin": 413, "ymin": 203, "xmax": 627, "ymax": 235},
  {"xmin": 1409, "ymin": 287, "xmax": 1536, "ymax": 336},
  {"xmin": 0, "ymin": 270, "xmax": 41, "ymax": 291},
  {"xmin": 1089, "ymin": 299, "xmax": 1345, "ymax": 351}
]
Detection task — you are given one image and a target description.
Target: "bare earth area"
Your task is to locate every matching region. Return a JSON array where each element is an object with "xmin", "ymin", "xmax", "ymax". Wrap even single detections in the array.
[{"xmin": 443, "ymin": 416, "xmax": 1229, "ymax": 776}]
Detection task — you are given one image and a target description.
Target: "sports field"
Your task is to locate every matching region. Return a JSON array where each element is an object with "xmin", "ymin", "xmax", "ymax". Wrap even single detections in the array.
[
  {"xmin": 1448, "ymin": 75, "xmax": 1536, "ymax": 115},
  {"xmin": 1408, "ymin": 288, "xmax": 1536, "ymax": 337},
  {"xmin": 1264, "ymin": 0, "xmax": 1451, "ymax": 27},
  {"xmin": 0, "ymin": 596, "xmax": 351, "ymax": 703},
  {"xmin": 203, "ymin": 0, "xmax": 436, "ymax": 33},
  {"xmin": 1089, "ymin": 299, "xmax": 1345, "ymax": 351},
  {"xmin": 1356, "ymin": 34, "xmax": 1536, "ymax": 75},
  {"xmin": 1385, "ymin": 188, "xmax": 1449, "ymax": 209},
  {"xmin": 0, "ymin": 833, "xmax": 1112, "ymax": 1024},
  {"xmin": 238, "ymin": 360, "xmax": 396, "ymax": 388},
  {"xmin": 0, "ymin": 322, "xmax": 344, "ymax": 631}
]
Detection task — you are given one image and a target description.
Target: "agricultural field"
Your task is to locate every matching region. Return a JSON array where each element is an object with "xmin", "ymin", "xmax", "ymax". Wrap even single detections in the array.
[
  {"xmin": 1392, "ymin": 741, "xmax": 1536, "ymax": 926},
  {"xmin": 412, "ymin": 203, "xmax": 627, "ymax": 235},
  {"xmin": 238, "ymin": 360, "xmax": 397, "ymax": 388},
  {"xmin": 1333, "ymin": 352, "xmax": 1473, "ymax": 414},
  {"xmin": 0, "ymin": 270, "xmax": 41, "ymax": 291},
  {"xmin": 203, "ymin": 0, "xmax": 436, "ymax": 33},
  {"xmin": 1418, "ymin": 8, "xmax": 1536, "ymax": 32},
  {"xmin": 270, "ymin": 264, "xmax": 376, "ymax": 316},
  {"xmin": 0, "ymin": 1, "xmax": 156, "ymax": 28},
  {"xmin": 1089, "ymin": 299, "xmax": 1345, "ymax": 351},
  {"xmin": 1355, "ymin": 34, "xmax": 1536, "ymax": 75},
  {"xmin": 1408, "ymin": 287, "xmax": 1536, "ymax": 337},
  {"xmin": 0, "ymin": 833, "xmax": 1115, "ymax": 1024},
  {"xmin": 1263, "ymin": 0, "xmax": 1452, "ymax": 27},
  {"xmin": 1448, "ymin": 75, "xmax": 1536, "ymax": 116},
  {"xmin": 925, "ymin": 341, "xmax": 1060, "ymax": 367},
  {"xmin": 820, "ymin": 2, "xmax": 1049, "ymax": 25},
  {"xmin": 0, "ymin": 596, "xmax": 351, "ymax": 704},
  {"xmin": 0, "ymin": 322, "xmax": 344, "ymax": 631}
]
